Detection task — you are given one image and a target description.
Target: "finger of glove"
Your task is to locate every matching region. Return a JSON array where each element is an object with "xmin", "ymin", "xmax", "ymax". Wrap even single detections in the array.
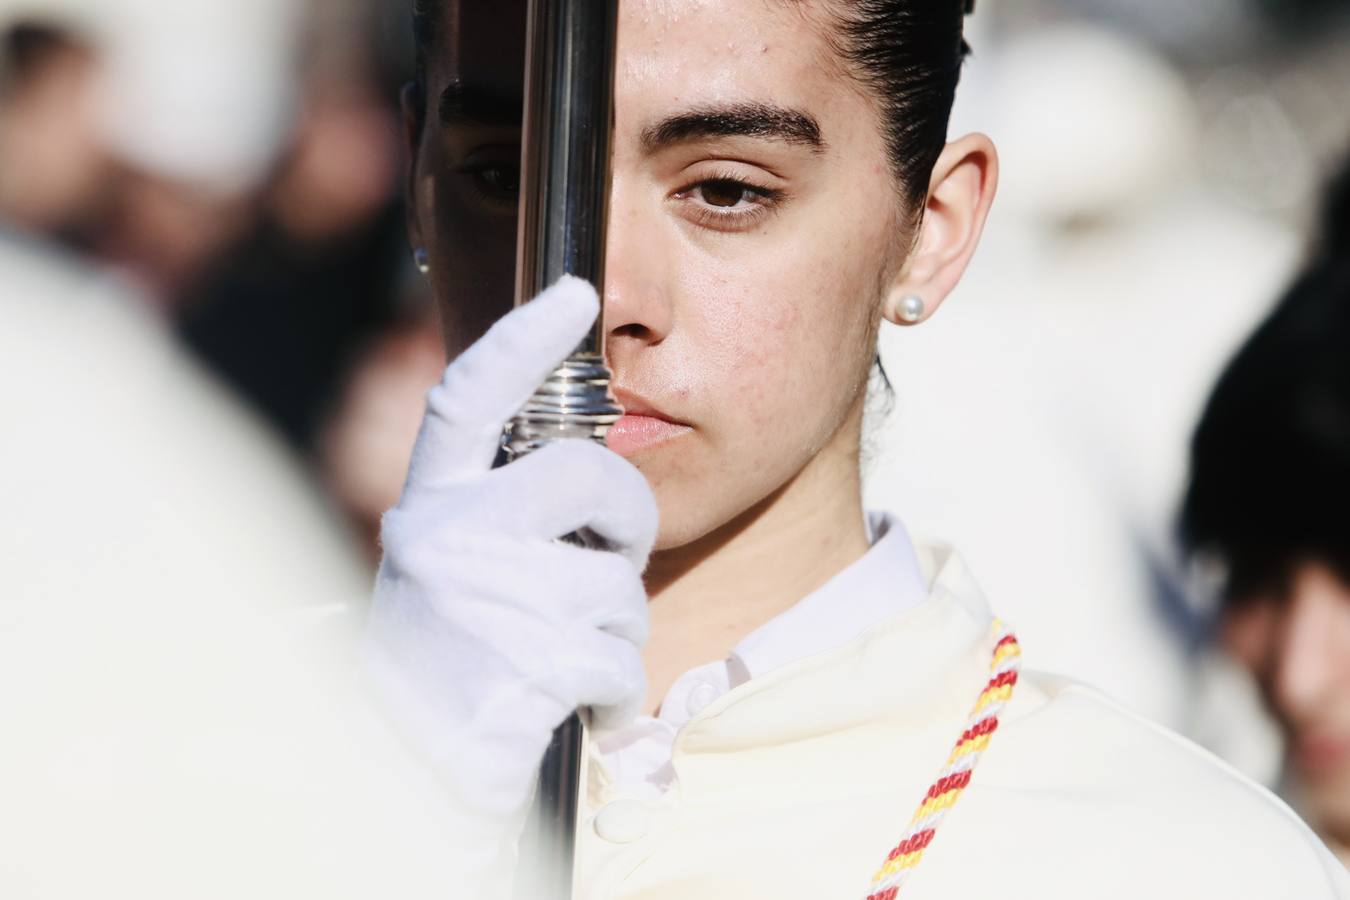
[
  {"xmin": 402, "ymin": 276, "xmax": 600, "ymax": 492},
  {"xmin": 543, "ymin": 627, "xmax": 647, "ymax": 732},
  {"xmin": 455, "ymin": 441, "xmax": 658, "ymax": 570},
  {"xmin": 434, "ymin": 538, "xmax": 651, "ymax": 651}
]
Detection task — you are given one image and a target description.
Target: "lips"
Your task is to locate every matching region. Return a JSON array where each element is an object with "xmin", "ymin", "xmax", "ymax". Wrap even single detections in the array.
[
  {"xmin": 1292, "ymin": 733, "xmax": 1350, "ymax": 777},
  {"xmin": 606, "ymin": 387, "xmax": 692, "ymax": 456}
]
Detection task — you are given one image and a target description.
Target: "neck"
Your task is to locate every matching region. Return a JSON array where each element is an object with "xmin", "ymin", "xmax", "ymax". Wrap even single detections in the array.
[{"xmin": 640, "ymin": 412, "xmax": 870, "ymax": 714}]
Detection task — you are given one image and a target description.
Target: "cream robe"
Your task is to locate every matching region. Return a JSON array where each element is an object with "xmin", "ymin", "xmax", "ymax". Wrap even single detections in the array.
[{"xmin": 576, "ymin": 544, "xmax": 1350, "ymax": 899}]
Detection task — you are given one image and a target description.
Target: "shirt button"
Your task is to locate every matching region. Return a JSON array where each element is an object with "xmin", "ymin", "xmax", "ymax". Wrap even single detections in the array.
[
  {"xmin": 686, "ymin": 681, "xmax": 721, "ymax": 717},
  {"xmin": 593, "ymin": 799, "xmax": 652, "ymax": 844}
]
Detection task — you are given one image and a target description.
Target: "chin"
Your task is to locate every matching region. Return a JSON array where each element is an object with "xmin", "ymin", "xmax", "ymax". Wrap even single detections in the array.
[
  {"xmin": 628, "ymin": 446, "xmax": 722, "ymax": 552},
  {"xmin": 1307, "ymin": 789, "xmax": 1350, "ymax": 847},
  {"xmin": 632, "ymin": 433, "xmax": 805, "ymax": 555},
  {"xmin": 650, "ymin": 498, "xmax": 732, "ymax": 553},
  {"xmin": 642, "ymin": 472, "xmax": 745, "ymax": 554},
  {"xmin": 1290, "ymin": 752, "xmax": 1350, "ymax": 834},
  {"xmin": 646, "ymin": 476, "xmax": 790, "ymax": 557}
]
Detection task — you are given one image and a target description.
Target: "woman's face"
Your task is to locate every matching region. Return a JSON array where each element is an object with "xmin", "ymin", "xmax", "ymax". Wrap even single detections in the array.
[{"xmin": 412, "ymin": 0, "xmax": 912, "ymax": 550}]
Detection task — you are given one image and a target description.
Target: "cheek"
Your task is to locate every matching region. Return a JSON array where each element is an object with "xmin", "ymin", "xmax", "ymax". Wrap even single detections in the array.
[
  {"xmin": 702, "ymin": 276, "xmax": 802, "ymax": 418},
  {"xmin": 1326, "ymin": 601, "xmax": 1350, "ymax": 702},
  {"xmin": 1220, "ymin": 605, "xmax": 1275, "ymax": 675},
  {"xmin": 675, "ymin": 224, "xmax": 885, "ymax": 438},
  {"xmin": 424, "ymin": 170, "xmax": 517, "ymax": 358}
]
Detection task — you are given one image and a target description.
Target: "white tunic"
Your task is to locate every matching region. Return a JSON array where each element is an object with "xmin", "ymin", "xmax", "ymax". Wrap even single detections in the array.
[
  {"xmin": 596, "ymin": 513, "xmax": 928, "ymax": 799},
  {"xmin": 575, "ymin": 539, "xmax": 1350, "ymax": 899}
]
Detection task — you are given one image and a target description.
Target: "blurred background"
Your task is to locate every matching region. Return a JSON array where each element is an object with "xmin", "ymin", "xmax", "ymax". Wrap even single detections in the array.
[
  {"xmin": 1, "ymin": 0, "xmax": 1348, "ymax": 868},
  {"xmin": 0, "ymin": 0, "xmax": 438, "ymax": 567},
  {"xmin": 874, "ymin": 0, "xmax": 1350, "ymax": 769}
]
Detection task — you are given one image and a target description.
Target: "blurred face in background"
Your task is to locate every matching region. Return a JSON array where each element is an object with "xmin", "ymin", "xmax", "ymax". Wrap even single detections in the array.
[
  {"xmin": 0, "ymin": 22, "xmax": 255, "ymax": 305},
  {"xmin": 408, "ymin": 0, "xmax": 990, "ymax": 551},
  {"xmin": 93, "ymin": 167, "xmax": 253, "ymax": 303},
  {"xmin": 1222, "ymin": 560, "xmax": 1350, "ymax": 853},
  {"xmin": 0, "ymin": 26, "xmax": 107, "ymax": 238}
]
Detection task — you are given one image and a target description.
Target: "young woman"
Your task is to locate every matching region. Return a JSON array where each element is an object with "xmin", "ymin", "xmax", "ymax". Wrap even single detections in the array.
[{"xmin": 366, "ymin": 1, "xmax": 1350, "ymax": 897}]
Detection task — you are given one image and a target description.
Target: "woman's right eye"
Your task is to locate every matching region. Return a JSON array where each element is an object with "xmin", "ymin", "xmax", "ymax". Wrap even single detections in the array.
[
  {"xmin": 699, "ymin": 180, "xmax": 755, "ymax": 208},
  {"xmin": 466, "ymin": 164, "xmax": 521, "ymax": 203},
  {"xmin": 671, "ymin": 174, "xmax": 785, "ymax": 233},
  {"xmin": 453, "ymin": 146, "xmax": 522, "ymax": 208}
]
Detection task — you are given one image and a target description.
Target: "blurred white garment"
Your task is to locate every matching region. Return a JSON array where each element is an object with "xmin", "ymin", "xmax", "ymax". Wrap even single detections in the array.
[
  {"xmin": 866, "ymin": 24, "xmax": 1294, "ymax": 776},
  {"xmin": 0, "ymin": 235, "xmax": 468, "ymax": 898},
  {"xmin": 93, "ymin": 0, "xmax": 301, "ymax": 192},
  {"xmin": 0, "ymin": 232, "xmax": 365, "ymax": 623},
  {"xmin": 0, "ymin": 0, "xmax": 300, "ymax": 192}
]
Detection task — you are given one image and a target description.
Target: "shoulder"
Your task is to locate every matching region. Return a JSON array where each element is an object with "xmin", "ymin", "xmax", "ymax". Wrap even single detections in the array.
[{"xmin": 984, "ymin": 672, "xmax": 1350, "ymax": 897}]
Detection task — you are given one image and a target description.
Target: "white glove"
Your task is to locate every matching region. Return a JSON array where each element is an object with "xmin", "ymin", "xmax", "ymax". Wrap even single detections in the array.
[{"xmin": 364, "ymin": 276, "xmax": 657, "ymax": 832}]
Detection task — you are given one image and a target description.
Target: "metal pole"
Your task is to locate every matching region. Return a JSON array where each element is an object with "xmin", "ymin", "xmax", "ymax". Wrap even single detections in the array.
[{"xmin": 507, "ymin": 0, "xmax": 621, "ymax": 896}]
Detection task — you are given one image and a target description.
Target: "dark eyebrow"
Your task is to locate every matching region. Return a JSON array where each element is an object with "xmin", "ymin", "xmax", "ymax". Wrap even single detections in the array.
[
  {"xmin": 640, "ymin": 102, "xmax": 825, "ymax": 154},
  {"xmin": 438, "ymin": 80, "xmax": 523, "ymax": 128}
]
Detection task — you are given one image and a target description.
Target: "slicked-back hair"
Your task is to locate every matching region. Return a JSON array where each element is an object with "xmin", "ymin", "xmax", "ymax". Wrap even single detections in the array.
[
  {"xmin": 409, "ymin": 0, "xmax": 974, "ymax": 210},
  {"xmin": 823, "ymin": 0, "xmax": 973, "ymax": 212},
  {"xmin": 408, "ymin": 0, "xmax": 440, "ymax": 137}
]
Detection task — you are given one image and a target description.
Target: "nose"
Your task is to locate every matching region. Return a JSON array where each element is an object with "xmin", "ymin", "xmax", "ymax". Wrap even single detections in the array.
[
  {"xmin": 602, "ymin": 177, "xmax": 674, "ymax": 368},
  {"xmin": 1270, "ymin": 564, "xmax": 1346, "ymax": 722}
]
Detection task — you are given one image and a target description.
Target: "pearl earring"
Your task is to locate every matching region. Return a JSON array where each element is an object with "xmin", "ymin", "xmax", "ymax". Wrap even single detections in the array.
[
  {"xmin": 413, "ymin": 247, "xmax": 431, "ymax": 275},
  {"xmin": 897, "ymin": 294, "xmax": 925, "ymax": 324}
]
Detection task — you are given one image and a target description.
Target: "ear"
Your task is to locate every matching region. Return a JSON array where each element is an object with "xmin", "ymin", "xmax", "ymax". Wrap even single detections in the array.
[
  {"xmin": 883, "ymin": 133, "xmax": 998, "ymax": 325},
  {"xmin": 401, "ymin": 81, "xmax": 428, "ymax": 256}
]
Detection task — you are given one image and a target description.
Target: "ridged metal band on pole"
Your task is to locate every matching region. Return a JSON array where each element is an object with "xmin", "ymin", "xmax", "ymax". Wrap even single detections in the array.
[
  {"xmin": 508, "ymin": 1, "xmax": 622, "ymax": 898},
  {"xmin": 507, "ymin": 0, "xmax": 623, "ymax": 461}
]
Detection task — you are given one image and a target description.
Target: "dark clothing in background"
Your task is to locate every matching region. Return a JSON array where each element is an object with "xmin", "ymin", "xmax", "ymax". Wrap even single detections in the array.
[{"xmin": 177, "ymin": 200, "xmax": 408, "ymax": 451}]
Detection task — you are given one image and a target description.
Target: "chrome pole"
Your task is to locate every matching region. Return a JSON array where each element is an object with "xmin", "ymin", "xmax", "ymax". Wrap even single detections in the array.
[{"xmin": 507, "ymin": 0, "xmax": 621, "ymax": 896}]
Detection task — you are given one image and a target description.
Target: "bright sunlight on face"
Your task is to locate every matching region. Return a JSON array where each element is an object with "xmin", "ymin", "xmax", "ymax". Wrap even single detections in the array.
[{"xmin": 417, "ymin": 0, "xmax": 919, "ymax": 551}]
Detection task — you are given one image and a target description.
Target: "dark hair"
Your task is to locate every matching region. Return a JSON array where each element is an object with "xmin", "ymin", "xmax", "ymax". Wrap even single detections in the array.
[
  {"xmin": 1181, "ymin": 155, "xmax": 1350, "ymax": 604},
  {"xmin": 410, "ymin": 0, "xmax": 973, "ymax": 209},
  {"xmin": 825, "ymin": 0, "xmax": 974, "ymax": 211},
  {"xmin": 1, "ymin": 22, "xmax": 83, "ymax": 94},
  {"xmin": 408, "ymin": 0, "xmax": 440, "ymax": 128}
]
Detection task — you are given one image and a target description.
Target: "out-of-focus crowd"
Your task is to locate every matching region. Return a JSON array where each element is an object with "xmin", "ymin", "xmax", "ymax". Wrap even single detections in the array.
[
  {"xmin": 0, "ymin": 0, "xmax": 445, "ymax": 558},
  {"xmin": 2, "ymin": 0, "xmax": 1350, "ymax": 883}
]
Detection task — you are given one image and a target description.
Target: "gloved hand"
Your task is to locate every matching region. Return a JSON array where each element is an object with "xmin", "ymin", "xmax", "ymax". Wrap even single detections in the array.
[{"xmin": 364, "ymin": 276, "xmax": 657, "ymax": 830}]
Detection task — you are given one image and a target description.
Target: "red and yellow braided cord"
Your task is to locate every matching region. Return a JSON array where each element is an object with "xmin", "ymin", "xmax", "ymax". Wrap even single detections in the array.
[{"xmin": 865, "ymin": 622, "xmax": 1021, "ymax": 899}]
